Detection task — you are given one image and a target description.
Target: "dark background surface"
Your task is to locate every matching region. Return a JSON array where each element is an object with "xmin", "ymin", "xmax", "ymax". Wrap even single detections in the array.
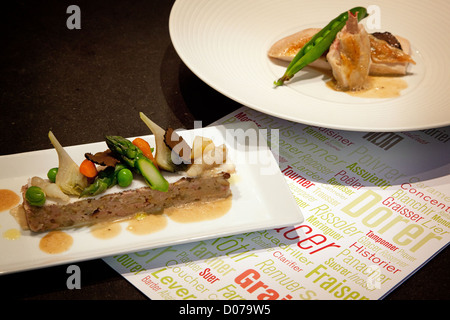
[{"xmin": 0, "ymin": 0, "xmax": 448, "ymax": 300}]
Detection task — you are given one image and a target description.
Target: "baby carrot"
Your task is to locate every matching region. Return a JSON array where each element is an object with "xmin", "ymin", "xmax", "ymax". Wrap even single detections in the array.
[
  {"xmin": 132, "ymin": 137, "xmax": 158, "ymax": 168},
  {"xmin": 79, "ymin": 159, "xmax": 98, "ymax": 178}
]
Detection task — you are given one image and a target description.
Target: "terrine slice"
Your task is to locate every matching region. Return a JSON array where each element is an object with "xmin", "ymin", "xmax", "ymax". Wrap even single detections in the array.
[{"xmin": 22, "ymin": 173, "xmax": 231, "ymax": 232}]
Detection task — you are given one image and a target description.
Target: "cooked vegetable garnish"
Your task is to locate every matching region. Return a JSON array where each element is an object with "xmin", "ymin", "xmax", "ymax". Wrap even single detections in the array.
[
  {"xmin": 164, "ymin": 127, "xmax": 192, "ymax": 163},
  {"xmin": 274, "ymin": 7, "xmax": 368, "ymax": 86},
  {"xmin": 31, "ymin": 176, "xmax": 69, "ymax": 202},
  {"xmin": 132, "ymin": 137, "xmax": 157, "ymax": 168},
  {"xmin": 25, "ymin": 186, "xmax": 46, "ymax": 206},
  {"xmin": 79, "ymin": 159, "xmax": 98, "ymax": 178},
  {"xmin": 48, "ymin": 131, "xmax": 88, "ymax": 196},
  {"xmin": 139, "ymin": 112, "xmax": 186, "ymax": 172},
  {"xmin": 117, "ymin": 168, "xmax": 133, "ymax": 187},
  {"xmin": 47, "ymin": 167, "xmax": 58, "ymax": 183},
  {"xmin": 85, "ymin": 150, "xmax": 120, "ymax": 167},
  {"xmin": 106, "ymin": 135, "xmax": 169, "ymax": 192},
  {"xmin": 80, "ymin": 166, "xmax": 117, "ymax": 197},
  {"xmin": 135, "ymin": 155, "xmax": 169, "ymax": 191}
]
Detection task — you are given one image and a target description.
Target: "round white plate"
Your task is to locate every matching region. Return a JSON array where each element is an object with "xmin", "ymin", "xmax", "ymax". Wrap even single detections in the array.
[{"xmin": 169, "ymin": 0, "xmax": 450, "ymax": 132}]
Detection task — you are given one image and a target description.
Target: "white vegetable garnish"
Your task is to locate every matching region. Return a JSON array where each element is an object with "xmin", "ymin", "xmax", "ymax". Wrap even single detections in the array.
[
  {"xmin": 48, "ymin": 131, "xmax": 88, "ymax": 196},
  {"xmin": 139, "ymin": 112, "xmax": 179, "ymax": 172},
  {"xmin": 187, "ymin": 139, "xmax": 235, "ymax": 177},
  {"xmin": 30, "ymin": 176, "xmax": 70, "ymax": 202}
]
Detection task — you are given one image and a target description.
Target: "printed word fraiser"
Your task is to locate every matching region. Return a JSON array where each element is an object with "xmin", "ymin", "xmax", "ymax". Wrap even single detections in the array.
[{"xmin": 305, "ymin": 264, "xmax": 370, "ymax": 300}]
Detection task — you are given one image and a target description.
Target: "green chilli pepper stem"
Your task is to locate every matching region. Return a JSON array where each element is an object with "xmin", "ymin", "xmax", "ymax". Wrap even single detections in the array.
[{"xmin": 274, "ymin": 7, "xmax": 368, "ymax": 87}]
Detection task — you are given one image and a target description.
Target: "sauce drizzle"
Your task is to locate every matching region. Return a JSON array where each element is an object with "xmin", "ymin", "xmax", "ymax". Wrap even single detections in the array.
[
  {"xmin": 166, "ymin": 197, "xmax": 232, "ymax": 223},
  {"xmin": 0, "ymin": 189, "xmax": 20, "ymax": 212},
  {"xmin": 39, "ymin": 231, "xmax": 73, "ymax": 254},
  {"xmin": 326, "ymin": 76, "xmax": 408, "ymax": 98},
  {"xmin": 91, "ymin": 222, "xmax": 122, "ymax": 239},
  {"xmin": 126, "ymin": 212, "xmax": 167, "ymax": 235}
]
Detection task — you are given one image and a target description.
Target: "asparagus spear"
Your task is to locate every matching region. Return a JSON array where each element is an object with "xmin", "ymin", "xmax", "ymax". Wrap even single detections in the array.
[
  {"xmin": 105, "ymin": 136, "xmax": 169, "ymax": 192},
  {"xmin": 80, "ymin": 166, "xmax": 118, "ymax": 197}
]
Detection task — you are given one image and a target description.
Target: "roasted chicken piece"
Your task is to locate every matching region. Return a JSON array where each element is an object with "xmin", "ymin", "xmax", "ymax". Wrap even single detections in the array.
[
  {"xmin": 368, "ymin": 34, "xmax": 416, "ymax": 75},
  {"xmin": 268, "ymin": 26, "xmax": 416, "ymax": 77},
  {"xmin": 326, "ymin": 11, "xmax": 371, "ymax": 90}
]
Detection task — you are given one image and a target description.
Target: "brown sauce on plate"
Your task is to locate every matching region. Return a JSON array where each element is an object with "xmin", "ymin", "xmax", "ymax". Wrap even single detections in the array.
[
  {"xmin": 165, "ymin": 196, "xmax": 232, "ymax": 223},
  {"xmin": 0, "ymin": 189, "xmax": 20, "ymax": 212},
  {"xmin": 91, "ymin": 222, "xmax": 122, "ymax": 239},
  {"xmin": 326, "ymin": 76, "xmax": 408, "ymax": 98},
  {"xmin": 10, "ymin": 192, "xmax": 231, "ymax": 252},
  {"xmin": 89, "ymin": 197, "xmax": 232, "ymax": 239},
  {"xmin": 126, "ymin": 212, "xmax": 168, "ymax": 236},
  {"xmin": 39, "ymin": 231, "xmax": 73, "ymax": 254}
]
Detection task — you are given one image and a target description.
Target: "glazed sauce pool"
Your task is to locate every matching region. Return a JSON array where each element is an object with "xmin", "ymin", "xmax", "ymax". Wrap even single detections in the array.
[
  {"xmin": 165, "ymin": 197, "xmax": 232, "ymax": 223},
  {"xmin": 39, "ymin": 231, "xmax": 74, "ymax": 254},
  {"xmin": 90, "ymin": 196, "xmax": 232, "ymax": 239},
  {"xmin": 0, "ymin": 189, "xmax": 20, "ymax": 211},
  {"xmin": 326, "ymin": 76, "xmax": 408, "ymax": 98}
]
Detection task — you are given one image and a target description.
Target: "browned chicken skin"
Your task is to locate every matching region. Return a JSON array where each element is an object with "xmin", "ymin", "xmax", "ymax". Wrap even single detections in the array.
[{"xmin": 326, "ymin": 11, "xmax": 371, "ymax": 91}]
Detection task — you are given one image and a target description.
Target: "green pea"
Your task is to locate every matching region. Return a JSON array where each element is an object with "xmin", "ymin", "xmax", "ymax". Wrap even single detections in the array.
[
  {"xmin": 323, "ymin": 29, "xmax": 331, "ymax": 37},
  {"xmin": 331, "ymin": 20, "xmax": 341, "ymax": 29},
  {"xmin": 117, "ymin": 168, "xmax": 133, "ymax": 187},
  {"xmin": 25, "ymin": 186, "xmax": 46, "ymax": 206},
  {"xmin": 314, "ymin": 36, "xmax": 324, "ymax": 45},
  {"xmin": 304, "ymin": 44, "xmax": 313, "ymax": 53},
  {"xmin": 47, "ymin": 167, "xmax": 58, "ymax": 183}
]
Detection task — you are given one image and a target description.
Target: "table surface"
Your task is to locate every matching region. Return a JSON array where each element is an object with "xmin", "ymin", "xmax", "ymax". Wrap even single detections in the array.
[{"xmin": 0, "ymin": 0, "xmax": 448, "ymax": 300}]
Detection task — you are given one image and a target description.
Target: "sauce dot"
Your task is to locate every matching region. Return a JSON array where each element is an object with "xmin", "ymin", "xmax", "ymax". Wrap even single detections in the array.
[
  {"xmin": 2, "ymin": 228, "xmax": 21, "ymax": 240},
  {"xmin": 0, "ymin": 189, "xmax": 21, "ymax": 212},
  {"xmin": 90, "ymin": 222, "xmax": 122, "ymax": 239},
  {"xmin": 39, "ymin": 231, "xmax": 73, "ymax": 254},
  {"xmin": 165, "ymin": 197, "xmax": 232, "ymax": 223},
  {"xmin": 126, "ymin": 212, "xmax": 167, "ymax": 235}
]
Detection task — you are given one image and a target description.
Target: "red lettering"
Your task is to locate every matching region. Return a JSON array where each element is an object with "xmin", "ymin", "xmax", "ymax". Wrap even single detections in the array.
[
  {"xmin": 199, "ymin": 268, "xmax": 220, "ymax": 283},
  {"xmin": 275, "ymin": 225, "xmax": 341, "ymax": 254},
  {"xmin": 235, "ymin": 269, "xmax": 259, "ymax": 288},
  {"xmin": 297, "ymin": 234, "xmax": 327, "ymax": 249}
]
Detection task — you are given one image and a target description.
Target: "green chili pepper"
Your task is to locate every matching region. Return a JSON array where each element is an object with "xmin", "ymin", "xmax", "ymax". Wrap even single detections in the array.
[{"xmin": 274, "ymin": 7, "xmax": 368, "ymax": 87}]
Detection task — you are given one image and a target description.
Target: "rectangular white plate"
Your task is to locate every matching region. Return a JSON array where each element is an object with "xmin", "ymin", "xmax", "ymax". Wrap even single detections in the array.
[{"xmin": 0, "ymin": 122, "xmax": 303, "ymax": 274}]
